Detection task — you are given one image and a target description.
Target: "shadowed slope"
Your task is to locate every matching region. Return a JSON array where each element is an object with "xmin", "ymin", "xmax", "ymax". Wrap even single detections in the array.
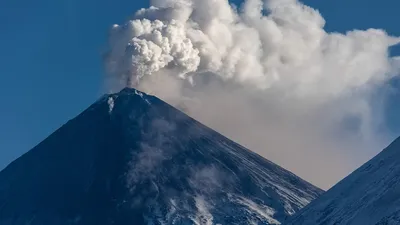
[
  {"xmin": 286, "ymin": 137, "xmax": 400, "ymax": 225},
  {"xmin": 0, "ymin": 88, "xmax": 323, "ymax": 225}
]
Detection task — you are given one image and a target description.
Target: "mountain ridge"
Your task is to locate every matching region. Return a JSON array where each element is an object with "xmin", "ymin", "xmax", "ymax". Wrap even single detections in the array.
[
  {"xmin": 0, "ymin": 88, "xmax": 323, "ymax": 225},
  {"xmin": 285, "ymin": 136, "xmax": 400, "ymax": 225}
]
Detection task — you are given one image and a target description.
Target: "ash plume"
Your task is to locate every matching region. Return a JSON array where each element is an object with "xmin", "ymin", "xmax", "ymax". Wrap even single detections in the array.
[{"xmin": 105, "ymin": 0, "xmax": 400, "ymax": 189}]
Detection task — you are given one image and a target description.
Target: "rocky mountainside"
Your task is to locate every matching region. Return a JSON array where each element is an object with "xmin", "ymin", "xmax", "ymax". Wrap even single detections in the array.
[
  {"xmin": 285, "ymin": 137, "xmax": 400, "ymax": 225},
  {"xmin": 0, "ymin": 88, "xmax": 323, "ymax": 225}
]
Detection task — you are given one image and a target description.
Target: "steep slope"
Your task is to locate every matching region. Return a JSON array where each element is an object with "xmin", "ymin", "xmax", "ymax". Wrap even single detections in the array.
[
  {"xmin": 285, "ymin": 137, "xmax": 400, "ymax": 225},
  {"xmin": 0, "ymin": 88, "xmax": 323, "ymax": 225}
]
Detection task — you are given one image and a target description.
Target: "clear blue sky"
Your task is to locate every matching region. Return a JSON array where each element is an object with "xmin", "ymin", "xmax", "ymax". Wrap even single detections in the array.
[{"xmin": 0, "ymin": 0, "xmax": 399, "ymax": 170}]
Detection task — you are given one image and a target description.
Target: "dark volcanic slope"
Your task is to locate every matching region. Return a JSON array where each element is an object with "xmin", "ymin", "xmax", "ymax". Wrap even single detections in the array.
[
  {"xmin": 0, "ymin": 88, "xmax": 323, "ymax": 225},
  {"xmin": 285, "ymin": 137, "xmax": 400, "ymax": 225}
]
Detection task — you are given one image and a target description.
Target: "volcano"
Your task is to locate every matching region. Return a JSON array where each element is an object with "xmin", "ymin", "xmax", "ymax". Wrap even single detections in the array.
[{"xmin": 0, "ymin": 88, "xmax": 323, "ymax": 225}]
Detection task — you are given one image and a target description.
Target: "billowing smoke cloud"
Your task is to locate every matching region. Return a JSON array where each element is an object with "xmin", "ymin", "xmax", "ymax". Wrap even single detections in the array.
[{"xmin": 105, "ymin": 0, "xmax": 400, "ymax": 189}]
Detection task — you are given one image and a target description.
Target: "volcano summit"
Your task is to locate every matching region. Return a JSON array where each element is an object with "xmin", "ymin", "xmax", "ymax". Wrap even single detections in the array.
[{"xmin": 0, "ymin": 88, "xmax": 323, "ymax": 225}]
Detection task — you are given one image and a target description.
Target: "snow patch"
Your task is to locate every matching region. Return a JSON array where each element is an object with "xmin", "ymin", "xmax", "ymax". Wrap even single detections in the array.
[
  {"xmin": 232, "ymin": 195, "xmax": 281, "ymax": 225},
  {"xmin": 134, "ymin": 89, "xmax": 151, "ymax": 105},
  {"xmin": 190, "ymin": 196, "xmax": 214, "ymax": 225},
  {"xmin": 107, "ymin": 97, "xmax": 115, "ymax": 114}
]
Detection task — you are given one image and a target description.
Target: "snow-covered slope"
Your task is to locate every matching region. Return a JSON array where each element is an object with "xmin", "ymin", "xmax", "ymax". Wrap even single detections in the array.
[
  {"xmin": 285, "ymin": 137, "xmax": 400, "ymax": 225},
  {"xmin": 0, "ymin": 88, "xmax": 323, "ymax": 225}
]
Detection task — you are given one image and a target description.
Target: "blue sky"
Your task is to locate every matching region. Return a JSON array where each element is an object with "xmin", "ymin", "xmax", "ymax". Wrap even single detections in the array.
[{"xmin": 0, "ymin": 0, "xmax": 399, "ymax": 170}]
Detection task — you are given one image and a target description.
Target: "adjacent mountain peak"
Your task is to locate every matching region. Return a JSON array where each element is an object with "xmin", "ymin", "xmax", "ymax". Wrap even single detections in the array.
[
  {"xmin": 285, "ymin": 137, "xmax": 400, "ymax": 225},
  {"xmin": 0, "ymin": 88, "xmax": 323, "ymax": 225}
]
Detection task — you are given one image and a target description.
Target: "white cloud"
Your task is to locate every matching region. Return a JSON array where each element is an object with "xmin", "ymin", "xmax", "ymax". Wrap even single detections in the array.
[{"xmin": 105, "ymin": 0, "xmax": 400, "ymax": 189}]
